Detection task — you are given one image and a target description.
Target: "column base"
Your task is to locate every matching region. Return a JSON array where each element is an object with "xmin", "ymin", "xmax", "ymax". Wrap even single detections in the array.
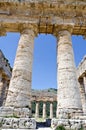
[
  {"xmin": 0, "ymin": 106, "xmax": 31, "ymax": 118},
  {"xmin": 0, "ymin": 117, "xmax": 36, "ymax": 129},
  {"xmin": 57, "ymin": 108, "xmax": 82, "ymax": 119},
  {"xmin": 51, "ymin": 118, "xmax": 86, "ymax": 130}
]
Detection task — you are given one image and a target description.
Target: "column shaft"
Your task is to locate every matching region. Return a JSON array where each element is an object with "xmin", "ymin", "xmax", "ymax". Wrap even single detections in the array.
[
  {"xmin": 43, "ymin": 102, "xmax": 46, "ymax": 119},
  {"xmin": 35, "ymin": 102, "xmax": 39, "ymax": 118},
  {"xmin": 0, "ymin": 75, "xmax": 4, "ymax": 106},
  {"xmin": 79, "ymin": 78, "xmax": 86, "ymax": 114},
  {"xmin": 50, "ymin": 102, "xmax": 53, "ymax": 118},
  {"xmin": 3, "ymin": 80, "xmax": 9, "ymax": 106},
  {"xmin": 83, "ymin": 76, "xmax": 86, "ymax": 93},
  {"xmin": 5, "ymin": 29, "xmax": 36, "ymax": 117},
  {"xmin": 57, "ymin": 30, "xmax": 82, "ymax": 119}
]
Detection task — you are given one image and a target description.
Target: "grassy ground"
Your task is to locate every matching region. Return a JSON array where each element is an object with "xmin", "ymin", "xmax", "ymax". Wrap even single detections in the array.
[{"xmin": 35, "ymin": 118, "xmax": 46, "ymax": 122}]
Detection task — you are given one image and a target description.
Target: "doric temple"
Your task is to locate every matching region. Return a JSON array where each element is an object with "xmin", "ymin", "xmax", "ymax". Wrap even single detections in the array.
[
  {"xmin": 0, "ymin": 0, "xmax": 86, "ymax": 129},
  {"xmin": 0, "ymin": 50, "xmax": 86, "ymax": 129}
]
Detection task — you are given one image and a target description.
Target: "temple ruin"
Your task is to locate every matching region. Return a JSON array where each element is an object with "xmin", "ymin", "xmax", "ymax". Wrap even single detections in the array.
[
  {"xmin": 0, "ymin": 50, "xmax": 57, "ymax": 119},
  {"xmin": 0, "ymin": 0, "xmax": 86, "ymax": 129}
]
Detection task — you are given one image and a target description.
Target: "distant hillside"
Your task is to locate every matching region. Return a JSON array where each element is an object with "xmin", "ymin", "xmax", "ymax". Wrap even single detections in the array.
[
  {"xmin": 32, "ymin": 88, "xmax": 57, "ymax": 93},
  {"xmin": 47, "ymin": 88, "xmax": 57, "ymax": 93}
]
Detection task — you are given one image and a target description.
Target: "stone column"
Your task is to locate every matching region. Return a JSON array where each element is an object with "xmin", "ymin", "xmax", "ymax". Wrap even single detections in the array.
[
  {"xmin": 83, "ymin": 76, "xmax": 86, "ymax": 93},
  {"xmin": 57, "ymin": 30, "xmax": 82, "ymax": 119},
  {"xmin": 3, "ymin": 80, "xmax": 9, "ymax": 106},
  {"xmin": 79, "ymin": 78, "xmax": 86, "ymax": 114},
  {"xmin": 35, "ymin": 102, "xmax": 39, "ymax": 118},
  {"xmin": 5, "ymin": 27, "xmax": 37, "ymax": 117},
  {"xmin": 50, "ymin": 102, "xmax": 53, "ymax": 118},
  {"xmin": 43, "ymin": 102, "xmax": 46, "ymax": 119},
  {"xmin": 0, "ymin": 74, "xmax": 4, "ymax": 106}
]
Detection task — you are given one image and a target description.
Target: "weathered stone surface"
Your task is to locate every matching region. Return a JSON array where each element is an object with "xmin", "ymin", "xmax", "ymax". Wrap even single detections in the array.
[
  {"xmin": 57, "ymin": 30, "xmax": 82, "ymax": 119},
  {"xmin": 0, "ymin": 50, "xmax": 12, "ymax": 78},
  {"xmin": 0, "ymin": 50, "xmax": 11, "ymax": 107},
  {"xmin": 0, "ymin": 1, "xmax": 86, "ymax": 129},
  {"xmin": 78, "ymin": 79, "xmax": 86, "ymax": 114},
  {"xmin": 51, "ymin": 118, "xmax": 86, "ymax": 130},
  {"xmin": 77, "ymin": 56, "xmax": 86, "ymax": 79},
  {"xmin": 0, "ymin": 107, "xmax": 31, "ymax": 118},
  {"xmin": 0, "ymin": 117, "xmax": 36, "ymax": 129},
  {"xmin": 77, "ymin": 57, "xmax": 86, "ymax": 114},
  {"xmin": 5, "ymin": 28, "xmax": 37, "ymax": 117},
  {"xmin": 32, "ymin": 90, "xmax": 57, "ymax": 102},
  {"xmin": 0, "ymin": 1, "xmax": 85, "ymax": 36}
]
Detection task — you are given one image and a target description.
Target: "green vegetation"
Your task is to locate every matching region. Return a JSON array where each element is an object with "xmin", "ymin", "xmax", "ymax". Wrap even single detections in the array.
[
  {"xmin": 0, "ymin": 122, "xmax": 2, "ymax": 127},
  {"xmin": 48, "ymin": 88, "xmax": 57, "ymax": 93},
  {"xmin": 79, "ymin": 125, "xmax": 84, "ymax": 130},
  {"xmin": 4, "ymin": 113, "xmax": 19, "ymax": 118},
  {"xmin": 55, "ymin": 125, "xmax": 66, "ymax": 130}
]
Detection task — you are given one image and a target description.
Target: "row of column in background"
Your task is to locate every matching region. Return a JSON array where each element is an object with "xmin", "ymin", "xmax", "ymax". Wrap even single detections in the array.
[{"xmin": 35, "ymin": 102, "xmax": 55, "ymax": 119}]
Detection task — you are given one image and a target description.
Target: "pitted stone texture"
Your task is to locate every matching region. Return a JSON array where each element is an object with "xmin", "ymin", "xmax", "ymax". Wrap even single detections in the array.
[
  {"xmin": 5, "ymin": 29, "xmax": 35, "ymax": 112},
  {"xmin": 57, "ymin": 30, "xmax": 82, "ymax": 119},
  {"xmin": 0, "ymin": 117, "xmax": 36, "ymax": 129},
  {"xmin": 0, "ymin": 0, "xmax": 86, "ymax": 36},
  {"xmin": 78, "ymin": 80, "xmax": 86, "ymax": 114},
  {"xmin": 0, "ymin": 107, "xmax": 14, "ymax": 117},
  {"xmin": 83, "ymin": 76, "xmax": 86, "ymax": 93},
  {"xmin": 32, "ymin": 90, "xmax": 57, "ymax": 102},
  {"xmin": 0, "ymin": 50, "xmax": 12, "ymax": 78},
  {"xmin": 77, "ymin": 56, "xmax": 86, "ymax": 79},
  {"xmin": 51, "ymin": 118, "xmax": 86, "ymax": 130},
  {"xmin": 0, "ymin": 107, "xmax": 31, "ymax": 118}
]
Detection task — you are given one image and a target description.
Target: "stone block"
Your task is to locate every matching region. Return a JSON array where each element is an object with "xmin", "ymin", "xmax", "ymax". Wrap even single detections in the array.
[{"xmin": 0, "ymin": 117, "xmax": 36, "ymax": 129}]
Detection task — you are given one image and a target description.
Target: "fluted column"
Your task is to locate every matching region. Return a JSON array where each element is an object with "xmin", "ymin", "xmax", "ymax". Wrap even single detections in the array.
[
  {"xmin": 50, "ymin": 102, "xmax": 53, "ymax": 118},
  {"xmin": 83, "ymin": 76, "xmax": 86, "ymax": 93},
  {"xmin": 79, "ymin": 78, "xmax": 86, "ymax": 114},
  {"xmin": 0, "ymin": 74, "xmax": 4, "ymax": 106},
  {"xmin": 5, "ymin": 26, "xmax": 37, "ymax": 117},
  {"xmin": 35, "ymin": 102, "xmax": 39, "ymax": 118},
  {"xmin": 57, "ymin": 30, "xmax": 82, "ymax": 119},
  {"xmin": 3, "ymin": 80, "xmax": 9, "ymax": 106},
  {"xmin": 43, "ymin": 102, "xmax": 46, "ymax": 119}
]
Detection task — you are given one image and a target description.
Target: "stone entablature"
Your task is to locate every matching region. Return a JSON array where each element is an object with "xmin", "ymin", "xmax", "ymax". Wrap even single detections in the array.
[
  {"xmin": 0, "ymin": 0, "xmax": 86, "ymax": 36},
  {"xmin": 0, "ymin": 50, "xmax": 11, "ymax": 79},
  {"xmin": 77, "ymin": 56, "xmax": 86, "ymax": 79},
  {"xmin": 31, "ymin": 90, "xmax": 57, "ymax": 102}
]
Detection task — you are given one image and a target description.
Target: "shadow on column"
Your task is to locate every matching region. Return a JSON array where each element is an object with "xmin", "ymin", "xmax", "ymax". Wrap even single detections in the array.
[{"xmin": 0, "ymin": 78, "xmax": 8, "ymax": 107}]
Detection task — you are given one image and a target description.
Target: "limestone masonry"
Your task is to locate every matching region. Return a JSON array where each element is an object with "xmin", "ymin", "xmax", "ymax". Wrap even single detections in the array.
[{"xmin": 0, "ymin": 0, "xmax": 86, "ymax": 129}]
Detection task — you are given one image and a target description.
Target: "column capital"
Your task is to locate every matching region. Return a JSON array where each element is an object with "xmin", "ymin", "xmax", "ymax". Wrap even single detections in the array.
[
  {"xmin": 53, "ymin": 25, "xmax": 74, "ymax": 37},
  {"xmin": 18, "ymin": 23, "xmax": 38, "ymax": 37},
  {"xmin": 36, "ymin": 101, "xmax": 39, "ymax": 104}
]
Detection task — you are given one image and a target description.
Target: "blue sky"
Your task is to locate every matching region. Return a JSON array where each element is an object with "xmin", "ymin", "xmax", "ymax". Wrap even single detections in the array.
[{"xmin": 0, "ymin": 33, "xmax": 86, "ymax": 90}]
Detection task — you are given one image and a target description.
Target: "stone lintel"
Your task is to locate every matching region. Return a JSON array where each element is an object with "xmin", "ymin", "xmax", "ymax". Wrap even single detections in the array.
[{"xmin": 0, "ymin": 1, "xmax": 85, "ymax": 35}]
